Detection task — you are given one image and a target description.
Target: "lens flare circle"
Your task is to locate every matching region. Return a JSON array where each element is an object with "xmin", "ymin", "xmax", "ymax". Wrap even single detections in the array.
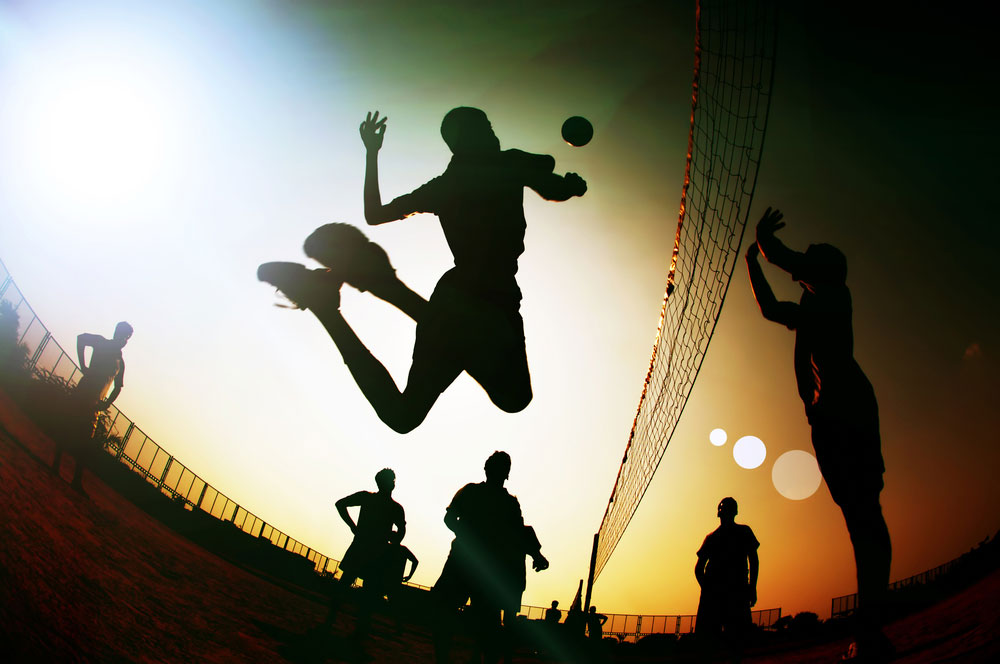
[
  {"xmin": 709, "ymin": 428, "xmax": 727, "ymax": 446},
  {"xmin": 732, "ymin": 435, "xmax": 766, "ymax": 469},
  {"xmin": 771, "ymin": 450, "xmax": 822, "ymax": 500}
]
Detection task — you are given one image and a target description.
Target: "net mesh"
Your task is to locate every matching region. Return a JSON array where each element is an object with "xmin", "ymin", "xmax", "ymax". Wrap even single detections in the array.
[{"xmin": 594, "ymin": 0, "xmax": 778, "ymax": 581}]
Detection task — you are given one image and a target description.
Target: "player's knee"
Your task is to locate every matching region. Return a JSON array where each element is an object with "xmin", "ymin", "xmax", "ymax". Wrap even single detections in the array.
[
  {"xmin": 492, "ymin": 387, "xmax": 532, "ymax": 414},
  {"xmin": 380, "ymin": 408, "xmax": 429, "ymax": 435}
]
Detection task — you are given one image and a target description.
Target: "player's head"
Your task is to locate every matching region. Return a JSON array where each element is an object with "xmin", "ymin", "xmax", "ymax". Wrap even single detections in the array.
[
  {"xmin": 375, "ymin": 468, "xmax": 396, "ymax": 492},
  {"xmin": 484, "ymin": 450, "xmax": 511, "ymax": 483},
  {"xmin": 717, "ymin": 497, "xmax": 738, "ymax": 520},
  {"xmin": 441, "ymin": 107, "xmax": 500, "ymax": 156},
  {"xmin": 551, "ymin": 600, "xmax": 559, "ymax": 608},
  {"xmin": 113, "ymin": 321, "xmax": 134, "ymax": 345},
  {"xmin": 793, "ymin": 243, "xmax": 847, "ymax": 289},
  {"xmin": 388, "ymin": 529, "xmax": 403, "ymax": 545}
]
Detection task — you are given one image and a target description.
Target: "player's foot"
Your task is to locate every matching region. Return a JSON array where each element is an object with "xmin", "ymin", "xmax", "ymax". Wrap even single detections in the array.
[
  {"xmin": 303, "ymin": 223, "xmax": 397, "ymax": 293},
  {"xmin": 258, "ymin": 262, "xmax": 342, "ymax": 310}
]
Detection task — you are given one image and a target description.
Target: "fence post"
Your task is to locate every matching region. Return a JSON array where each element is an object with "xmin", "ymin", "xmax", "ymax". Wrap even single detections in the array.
[
  {"xmin": 116, "ymin": 423, "xmax": 134, "ymax": 460},
  {"xmin": 158, "ymin": 456, "xmax": 173, "ymax": 489},
  {"xmin": 196, "ymin": 483, "xmax": 208, "ymax": 509},
  {"xmin": 0, "ymin": 275, "xmax": 10, "ymax": 298},
  {"xmin": 675, "ymin": 615, "xmax": 682, "ymax": 634}
]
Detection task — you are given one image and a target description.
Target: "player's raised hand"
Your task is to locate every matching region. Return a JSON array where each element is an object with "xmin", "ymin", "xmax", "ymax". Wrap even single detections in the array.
[
  {"xmin": 359, "ymin": 110, "xmax": 388, "ymax": 152},
  {"xmin": 565, "ymin": 172, "xmax": 587, "ymax": 197},
  {"xmin": 755, "ymin": 206, "xmax": 785, "ymax": 243}
]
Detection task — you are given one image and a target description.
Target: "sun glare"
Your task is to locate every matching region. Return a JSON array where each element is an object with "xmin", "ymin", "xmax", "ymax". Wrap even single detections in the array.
[
  {"xmin": 771, "ymin": 450, "xmax": 822, "ymax": 500},
  {"xmin": 732, "ymin": 435, "xmax": 766, "ymax": 469},
  {"xmin": 709, "ymin": 427, "xmax": 727, "ymax": 446},
  {"xmin": 3, "ymin": 23, "xmax": 188, "ymax": 214}
]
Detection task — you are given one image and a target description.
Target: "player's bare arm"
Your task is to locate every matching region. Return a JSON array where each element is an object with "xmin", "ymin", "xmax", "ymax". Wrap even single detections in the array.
[
  {"xmin": 76, "ymin": 333, "xmax": 100, "ymax": 371},
  {"xmin": 360, "ymin": 110, "xmax": 399, "ymax": 226},
  {"xmin": 747, "ymin": 236, "xmax": 799, "ymax": 328},
  {"xmin": 748, "ymin": 549, "xmax": 759, "ymax": 607},
  {"xmin": 755, "ymin": 207, "xmax": 808, "ymax": 275},
  {"xmin": 335, "ymin": 491, "xmax": 365, "ymax": 534},
  {"xmin": 529, "ymin": 171, "xmax": 588, "ymax": 202}
]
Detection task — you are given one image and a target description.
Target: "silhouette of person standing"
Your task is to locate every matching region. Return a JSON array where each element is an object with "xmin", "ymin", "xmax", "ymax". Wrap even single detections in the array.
[
  {"xmin": 694, "ymin": 497, "xmax": 759, "ymax": 644},
  {"xmin": 586, "ymin": 606, "xmax": 608, "ymax": 642},
  {"xmin": 259, "ymin": 108, "xmax": 587, "ymax": 433},
  {"xmin": 545, "ymin": 600, "xmax": 562, "ymax": 625},
  {"xmin": 322, "ymin": 468, "xmax": 405, "ymax": 643},
  {"xmin": 746, "ymin": 207, "xmax": 892, "ymax": 660},
  {"xmin": 53, "ymin": 321, "xmax": 132, "ymax": 492},
  {"xmin": 432, "ymin": 451, "xmax": 548, "ymax": 663}
]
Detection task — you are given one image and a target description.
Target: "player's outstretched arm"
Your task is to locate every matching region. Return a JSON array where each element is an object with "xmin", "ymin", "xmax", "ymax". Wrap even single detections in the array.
[
  {"xmin": 360, "ymin": 111, "xmax": 395, "ymax": 225},
  {"xmin": 529, "ymin": 172, "xmax": 588, "ymax": 202},
  {"xmin": 747, "ymin": 242, "xmax": 799, "ymax": 328},
  {"xmin": 755, "ymin": 207, "xmax": 808, "ymax": 276}
]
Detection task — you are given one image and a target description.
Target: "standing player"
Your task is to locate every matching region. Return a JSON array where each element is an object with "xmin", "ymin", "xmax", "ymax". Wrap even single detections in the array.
[
  {"xmin": 694, "ymin": 497, "xmax": 759, "ymax": 647},
  {"xmin": 746, "ymin": 207, "xmax": 893, "ymax": 660},
  {"xmin": 258, "ymin": 107, "xmax": 587, "ymax": 433},
  {"xmin": 53, "ymin": 321, "xmax": 132, "ymax": 492},
  {"xmin": 322, "ymin": 468, "xmax": 406, "ymax": 644}
]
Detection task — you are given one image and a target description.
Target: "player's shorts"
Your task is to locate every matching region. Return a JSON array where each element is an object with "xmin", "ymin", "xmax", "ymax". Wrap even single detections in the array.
[
  {"xmin": 339, "ymin": 536, "xmax": 389, "ymax": 582},
  {"xmin": 808, "ymin": 385, "xmax": 885, "ymax": 508},
  {"xmin": 410, "ymin": 268, "xmax": 528, "ymax": 397},
  {"xmin": 696, "ymin": 584, "xmax": 752, "ymax": 635}
]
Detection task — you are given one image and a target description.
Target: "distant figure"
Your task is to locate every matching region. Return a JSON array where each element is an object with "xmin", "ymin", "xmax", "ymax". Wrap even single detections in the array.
[
  {"xmin": 322, "ymin": 468, "xmax": 405, "ymax": 642},
  {"xmin": 545, "ymin": 600, "xmax": 562, "ymax": 625},
  {"xmin": 258, "ymin": 107, "xmax": 587, "ymax": 433},
  {"xmin": 694, "ymin": 497, "xmax": 759, "ymax": 643},
  {"xmin": 746, "ymin": 207, "xmax": 892, "ymax": 660},
  {"xmin": 586, "ymin": 606, "xmax": 608, "ymax": 642},
  {"xmin": 432, "ymin": 451, "xmax": 548, "ymax": 663},
  {"xmin": 52, "ymin": 321, "xmax": 132, "ymax": 492}
]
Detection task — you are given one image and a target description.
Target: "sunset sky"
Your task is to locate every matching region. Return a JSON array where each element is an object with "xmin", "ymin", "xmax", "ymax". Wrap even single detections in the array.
[{"xmin": 1, "ymin": 0, "xmax": 997, "ymax": 620}]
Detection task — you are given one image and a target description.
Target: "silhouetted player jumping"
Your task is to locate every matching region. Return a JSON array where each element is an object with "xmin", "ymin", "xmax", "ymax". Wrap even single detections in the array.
[
  {"xmin": 53, "ymin": 321, "xmax": 132, "ymax": 492},
  {"xmin": 258, "ymin": 108, "xmax": 587, "ymax": 433},
  {"xmin": 746, "ymin": 207, "xmax": 892, "ymax": 660}
]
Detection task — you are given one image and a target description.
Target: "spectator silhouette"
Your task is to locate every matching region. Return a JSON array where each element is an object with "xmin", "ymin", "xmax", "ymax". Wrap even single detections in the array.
[
  {"xmin": 694, "ymin": 497, "xmax": 759, "ymax": 649},
  {"xmin": 52, "ymin": 321, "xmax": 132, "ymax": 492},
  {"xmin": 545, "ymin": 600, "xmax": 561, "ymax": 625},
  {"xmin": 586, "ymin": 605, "xmax": 608, "ymax": 641},
  {"xmin": 258, "ymin": 107, "xmax": 587, "ymax": 433},
  {"xmin": 321, "ymin": 468, "xmax": 405, "ymax": 646},
  {"xmin": 746, "ymin": 207, "xmax": 893, "ymax": 660},
  {"xmin": 431, "ymin": 451, "xmax": 548, "ymax": 663}
]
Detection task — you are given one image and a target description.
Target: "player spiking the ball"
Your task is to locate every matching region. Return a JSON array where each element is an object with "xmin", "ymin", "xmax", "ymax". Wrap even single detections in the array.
[{"xmin": 259, "ymin": 108, "xmax": 587, "ymax": 432}]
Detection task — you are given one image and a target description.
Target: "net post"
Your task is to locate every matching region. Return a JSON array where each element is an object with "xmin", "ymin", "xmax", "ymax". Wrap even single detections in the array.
[{"xmin": 584, "ymin": 532, "xmax": 598, "ymax": 612}]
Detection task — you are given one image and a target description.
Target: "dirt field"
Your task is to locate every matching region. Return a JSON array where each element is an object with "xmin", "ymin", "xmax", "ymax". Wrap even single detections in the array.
[{"xmin": 1, "ymin": 388, "xmax": 997, "ymax": 663}]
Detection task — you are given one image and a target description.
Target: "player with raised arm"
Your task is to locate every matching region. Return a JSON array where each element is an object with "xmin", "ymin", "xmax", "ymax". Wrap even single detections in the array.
[{"xmin": 259, "ymin": 108, "xmax": 586, "ymax": 433}]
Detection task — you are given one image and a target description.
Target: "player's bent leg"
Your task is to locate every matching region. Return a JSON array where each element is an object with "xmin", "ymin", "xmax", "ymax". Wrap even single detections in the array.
[
  {"xmin": 464, "ymin": 309, "xmax": 532, "ymax": 414},
  {"xmin": 304, "ymin": 223, "xmax": 428, "ymax": 321}
]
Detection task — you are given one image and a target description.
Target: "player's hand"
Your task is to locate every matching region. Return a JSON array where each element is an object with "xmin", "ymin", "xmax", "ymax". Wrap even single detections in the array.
[
  {"xmin": 755, "ymin": 207, "xmax": 785, "ymax": 244},
  {"xmin": 749, "ymin": 587, "xmax": 757, "ymax": 607},
  {"xmin": 565, "ymin": 172, "xmax": 587, "ymax": 197},
  {"xmin": 532, "ymin": 553, "xmax": 549, "ymax": 572},
  {"xmin": 359, "ymin": 111, "xmax": 387, "ymax": 152}
]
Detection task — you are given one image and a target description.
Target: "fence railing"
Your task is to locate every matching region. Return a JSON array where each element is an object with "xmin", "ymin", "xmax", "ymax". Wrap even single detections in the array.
[
  {"xmin": 514, "ymin": 604, "xmax": 781, "ymax": 642},
  {"xmin": 830, "ymin": 547, "xmax": 988, "ymax": 618},
  {"xmin": 0, "ymin": 258, "xmax": 343, "ymax": 577}
]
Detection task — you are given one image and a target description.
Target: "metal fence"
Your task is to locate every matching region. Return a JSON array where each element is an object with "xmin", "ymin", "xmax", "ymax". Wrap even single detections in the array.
[
  {"xmin": 831, "ymin": 557, "xmax": 963, "ymax": 618},
  {"xmin": 2, "ymin": 257, "xmax": 782, "ymax": 626},
  {"xmin": 0, "ymin": 258, "xmax": 342, "ymax": 576},
  {"xmin": 515, "ymin": 605, "xmax": 781, "ymax": 642}
]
